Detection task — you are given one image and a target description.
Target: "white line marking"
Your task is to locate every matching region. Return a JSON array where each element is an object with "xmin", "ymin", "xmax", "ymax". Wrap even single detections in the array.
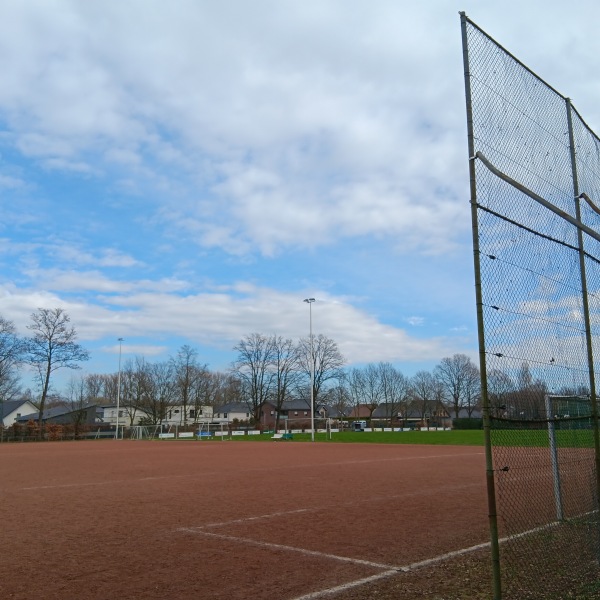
[
  {"xmin": 19, "ymin": 474, "xmax": 189, "ymax": 491},
  {"xmin": 191, "ymin": 482, "xmax": 482, "ymax": 530},
  {"xmin": 290, "ymin": 541, "xmax": 495, "ymax": 600},
  {"xmin": 11, "ymin": 450, "xmax": 483, "ymax": 492},
  {"xmin": 290, "ymin": 570, "xmax": 400, "ymax": 600},
  {"xmin": 202, "ymin": 508, "xmax": 311, "ymax": 528},
  {"xmin": 179, "ymin": 525, "xmax": 493, "ymax": 600},
  {"xmin": 178, "ymin": 528, "xmax": 401, "ymax": 571},
  {"xmin": 21, "ymin": 481, "xmax": 120, "ymax": 491},
  {"xmin": 288, "ymin": 515, "xmax": 600, "ymax": 599}
]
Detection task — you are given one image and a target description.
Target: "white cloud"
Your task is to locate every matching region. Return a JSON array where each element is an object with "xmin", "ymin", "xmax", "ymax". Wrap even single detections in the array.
[
  {"xmin": 0, "ymin": 173, "xmax": 25, "ymax": 189},
  {"xmin": 0, "ymin": 280, "xmax": 469, "ymax": 366},
  {"xmin": 101, "ymin": 343, "xmax": 167, "ymax": 357},
  {"xmin": 0, "ymin": 1, "xmax": 472, "ymax": 257},
  {"xmin": 0, "ymin": 0, "xmax": 597, "ymax": 384},
  {"xmin": 20, "ymin": 269, "xmax": 188, "ymax": 295},
  {"xmin": 406, "ymin": 317, "xmax": 425, "ymax": 327}
]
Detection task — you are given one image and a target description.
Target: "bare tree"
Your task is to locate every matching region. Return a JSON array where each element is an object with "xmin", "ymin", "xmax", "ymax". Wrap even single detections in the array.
[
  {"xmin": 378, "ymin": 362, "xmax": 410, "ymax": 426},
  {"xmin": 83, "ymin": 373, "xmax": 106, "ymax": 403},
  {"xmin": 25, "ymin": 308, "xmax": 89, "ymax": 436},
  {"xmin": 431, "ymin": 375, "xmax": 447, "ymax": 426},
  {"xmin": 487, "ymin": 369, "xmax": 515, "ymax": 417},
  {"xmin": 271, "ymin": 336, "xmax": 301, "ymax": 430},
  {"xmin": 120, "ymin": 357, "xmax": 151, "ymax": 425},
  {"xmin": 232, "ymin": 333, "xmax": 275, "ymax": 424},
  {"xmin": 66, "ymin": 375, "xmax": 86, "ymax": 409},
  {"xmin": 171, "ymin": 345, "xmax": 204, "ymax": 425},
  {"xmin": 410, "ymin": 370, "xmax": 437, "ymax": 425},
  {"xmin": 143, "ymin": 361, "xmax": 176, "ymax": 425},
  {"xmin": 297, "ymin": 334, "xmax": 345, "ymax": 405},
  {"xmin": 348, "ymin": 368, "xmax": 364, "ymax": 417},
  {"xmin": 323, "ymin": 381, "xmax": 352, "ymax": 424},
  {"xmin": 434, "ymin": 354, "xmax": 479, "ymax": 419},
  {"xmin": 0, "ymin": 315, "xmax": 24, "ymax": 405},
  {"xmin": 463, "ymin": 361, "xmax": 481, "ymax": 418},
  {"xmin": 348, "ymin": 365, "xmax": 383, "ymax": 423},
  {"xmin": 102, "ymin": 372, "xmax": 120, "ymax": 405},
  {"xmin": 217, "ymin": 372, "xmax": 244, "ymax": 407},
  {"xmin": 202, "ymin": 371, "xmax": 241, "ymax": 413},
  {"xmin": 188, "ymin": 364, "xmax": 212, "ymax": 422},
  {"xmin": 514, "ymin": 362, "xmax": 547, "ymax": 420},
  {"xmin": 65, "ymin": 374, "xmax": 89, "ymax": 434}
]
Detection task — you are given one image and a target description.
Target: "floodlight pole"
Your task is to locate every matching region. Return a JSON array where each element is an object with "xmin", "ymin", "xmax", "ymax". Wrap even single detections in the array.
[
  {"xmin": 115, "ymin": 338, "xmax": 123, "ymax": 440},
  {"xmin": 304, "ymin": 298, "xmax": 316, "ymax": 442}
]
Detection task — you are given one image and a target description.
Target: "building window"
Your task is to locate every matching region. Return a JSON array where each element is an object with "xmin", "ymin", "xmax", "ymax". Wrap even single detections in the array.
[
  {"xmin": 189, "ymin": 410, "xmax": 196, "ymax": 419},
  {"xmin": 224, "ymin": 413, "xmax": 228, "ymax": 418},
  {"xmin": 304, "ymin": 411, "xmax": 308, "ymax": 416},
  {"xmin": 294, "ymin": 411, "xmax": 298, "ymax": 416}
]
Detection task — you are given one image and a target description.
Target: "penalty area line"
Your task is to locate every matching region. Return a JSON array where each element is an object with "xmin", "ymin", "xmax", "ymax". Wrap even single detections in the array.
[
  {"xmin": 177, "ymin": 527, "xmax": 400, "ymax": 571},
  {"xmin": 178, "ymin": 525, "xmax": 494, "ymax": 599}
]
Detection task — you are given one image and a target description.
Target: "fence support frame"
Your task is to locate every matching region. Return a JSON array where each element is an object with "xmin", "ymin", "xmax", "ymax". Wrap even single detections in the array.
[{"xmin": 460, "ymin": 11, "xmax": 502, "ymax": 600}]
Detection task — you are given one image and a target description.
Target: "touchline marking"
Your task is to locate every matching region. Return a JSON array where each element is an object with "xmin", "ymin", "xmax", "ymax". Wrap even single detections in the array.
[
  {"xmin": 289, "ymin": 541, "xmax": 494, "ymax": 600},
  {"xmin": 192, "ymin": 481, "xmax": 481, "ymax": 530},
  {"xmin": 290, "ymin": 570, "xmax": 400, "ymax": 600},
  {"xmin": 289, "ymin": 515, "xmax": 600, "ymax": 600}
]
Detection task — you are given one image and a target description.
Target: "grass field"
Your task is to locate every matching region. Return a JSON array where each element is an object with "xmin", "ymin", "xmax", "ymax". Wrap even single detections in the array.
[
  {"xmin": 195, "ymin": 429, "xmax": 486, "ymax": 445},
  {"xmin": 180, "ymin": 428, "xmax": 597, "ymax": 447}
]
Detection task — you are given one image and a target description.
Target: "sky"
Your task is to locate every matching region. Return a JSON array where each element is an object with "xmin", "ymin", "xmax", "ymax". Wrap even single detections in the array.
[{"xmin": 1, "ymin": 0, "xmax": 600, "ymax": 391}]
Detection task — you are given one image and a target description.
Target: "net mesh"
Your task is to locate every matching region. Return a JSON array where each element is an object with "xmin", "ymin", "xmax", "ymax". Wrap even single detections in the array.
[{"xmin": 462, "ymin": 15, "xmax": 600, "ymax": 598}]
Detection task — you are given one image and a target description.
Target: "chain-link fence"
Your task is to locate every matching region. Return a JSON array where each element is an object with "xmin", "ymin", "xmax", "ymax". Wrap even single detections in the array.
[{"xmin": 461, "ymin": 13, "xmax": 600, "ymax": 599}]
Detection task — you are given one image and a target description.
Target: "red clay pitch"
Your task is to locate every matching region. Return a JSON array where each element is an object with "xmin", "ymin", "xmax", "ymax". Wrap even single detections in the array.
[{"xmin": 0, "ymin": 440, "xmax": 488, "ymax": 599}]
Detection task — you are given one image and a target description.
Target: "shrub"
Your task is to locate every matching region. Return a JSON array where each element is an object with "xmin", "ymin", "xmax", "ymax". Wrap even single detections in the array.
[
  {"xmin": 453, "ymin": 418, "xmax": 483, "ymax": 430},
  {"xmin": 46, "ymin": 423, "xmax": 64, "ymax": 441}
]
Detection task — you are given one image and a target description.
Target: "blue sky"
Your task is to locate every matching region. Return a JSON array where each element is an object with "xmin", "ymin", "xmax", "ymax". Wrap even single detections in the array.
[{"xmin": 1, "ymin": 0, "xmax": 599, "ymax": 390}]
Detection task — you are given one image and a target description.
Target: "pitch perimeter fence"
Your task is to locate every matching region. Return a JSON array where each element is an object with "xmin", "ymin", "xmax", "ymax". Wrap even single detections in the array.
[{"xmin": 461, "ymin": 13, "xmax": 600, "ymax": 599}]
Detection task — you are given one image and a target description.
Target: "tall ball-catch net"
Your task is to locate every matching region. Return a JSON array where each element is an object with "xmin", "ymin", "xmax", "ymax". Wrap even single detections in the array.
[{"xmin": 461, "ymin": 13, "xmax": 600, "ymax": 599}]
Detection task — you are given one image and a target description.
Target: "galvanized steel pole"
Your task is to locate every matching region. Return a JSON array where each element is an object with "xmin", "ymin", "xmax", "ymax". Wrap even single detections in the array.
[
  {"xmin": 115, "ymin": 338, "xmax": 123, "ymax": 440},
  {"xmin": 304, "ymin": 298, "xmax": 316, "ymax": 442}
]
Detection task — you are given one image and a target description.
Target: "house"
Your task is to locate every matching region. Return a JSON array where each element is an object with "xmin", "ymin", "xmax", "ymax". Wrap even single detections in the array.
[
  {"xmin": 1, "ymin": 399, "xmax": 39, "ymax": 427},
  {"xmin": 455, "ymin": 406, "xmax": 482, "ymax": 420},
  {"xmin": 16, "ymin": 404, "xmax": 103, "ymax": 426},
  {"xmin": 348, "ymin": 404, "xmax": 377, "ymax": 420},
  {"xmin": 259, "ymin": 399, "xmax": 328, "ymax": 430},
  {"xmin": 164, "ymin": 404, "xmax": 213, "ymax": 425},
  {"xmin": 348, "ymin": 403, "xmax": 453, "ymax": 428},
  {"xmin": 100, "ymin": 404, "xmax": 214, "ymax": 428},
  {"xmin": 213, "ymin": 403, "xmax": 252, "ymax": 424}
]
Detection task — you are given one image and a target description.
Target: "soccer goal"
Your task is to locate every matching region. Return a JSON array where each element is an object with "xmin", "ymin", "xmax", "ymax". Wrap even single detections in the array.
[{"xmin": 130, "ymin": 425, "xmax": 161, "ymax": 440}]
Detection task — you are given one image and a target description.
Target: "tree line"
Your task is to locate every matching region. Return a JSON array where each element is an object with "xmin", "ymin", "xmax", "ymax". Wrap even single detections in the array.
[
  {"xmin": 4, "ymin": 308, "xmax": 574, "ymax": 432},
  {"xmin": 1, "ymin": 310, "xmax": 484, "ymax": 430}
]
